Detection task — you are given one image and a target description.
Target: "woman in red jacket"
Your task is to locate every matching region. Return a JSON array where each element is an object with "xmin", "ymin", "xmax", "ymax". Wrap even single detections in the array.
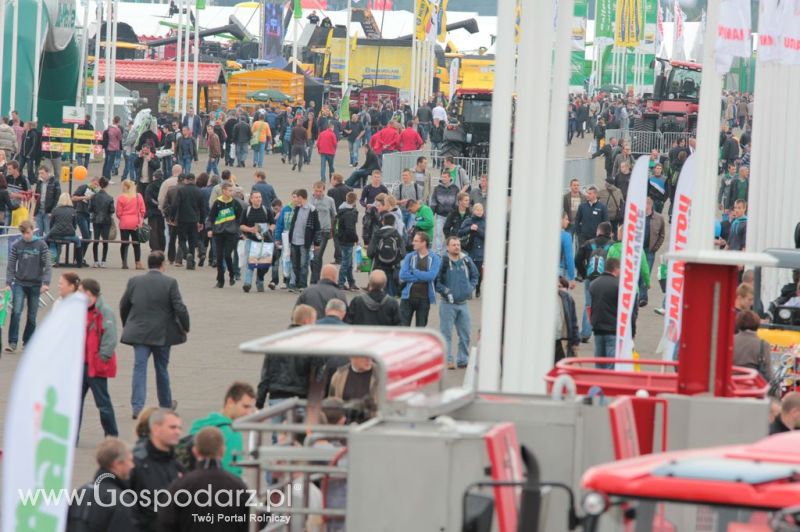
[{"xmin": 115, "ymin": 179, "xmax": 145, "ymax": 269}]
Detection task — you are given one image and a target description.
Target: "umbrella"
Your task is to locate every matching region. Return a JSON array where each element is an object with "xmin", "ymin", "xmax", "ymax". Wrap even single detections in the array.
[{"xmin": 247, "ymin": 89, "xmax": 292, "ymax": 102}]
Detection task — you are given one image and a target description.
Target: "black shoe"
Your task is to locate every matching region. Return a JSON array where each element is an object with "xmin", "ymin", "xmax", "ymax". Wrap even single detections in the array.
[
  {"xmin": 638, "ymin": 299, "xmax": 648, "ymax": 308},
  {"xmin": 292, "ymin": 164, "xmax": 297, "ymax": 171},
  {"xmin": 198, "ymin": 257, "xmax": 205, "ymax": 267},
  {"xmin": 580, "ymin": 337, "xmax": 591, "ymax": 343},
  {"xmin": 186, "ymin": 257, "xmax": 195, "ymax": 270},
  {"xmin": 215, "ymin": 281, "xmax": 224, "ymax": 288},
  {"xmin": 268, "ymin": 282, "xmax": 276, "ymax": 290},
  {"xmin": 229, "ymin": 277, "xmax": 236, "ymax": 286},
  {"xmin": 243, "ymin": 285, "xmax": 251, "ymax": 293},
  {"xmin": 257, "ymin": 284, "xmax": 265, "ymax": 293}
]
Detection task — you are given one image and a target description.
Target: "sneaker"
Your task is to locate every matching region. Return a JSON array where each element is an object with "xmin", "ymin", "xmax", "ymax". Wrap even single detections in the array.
[
  {"xmin": 268, "ymin": 282, "xmax": 276, "ymax": 290},
  {"xmin": 5, "ymin": 343, "xmax": 16, "ymax": 353},
  {"xmin": 229, "ymin": 278, "xmax": 236, "ymax": 286},
  {"xmin": 348, "ymin": 283, "xmax": 358, "ymax": 291},
  {"xmin": 654, "ymin": 307, "xmax": 666, "ymax": 315},
  {"xmin": 215, "ymin": 281, "xmax": 224, "ymax": 288},
  {"xmin": 243, "ymin": 285, "xmax": 251, "ymax": 293},
  {"xmin": 638, "ymin": 299, "xmax": 648, "ymax": 308},
  {"xmin": 288, "ymin": 286, "xmax": 297, "ymax": 293},
  {"xmin": 457, "ymin": 362, "xmax": 468, "ymax": 369},
  {"xmin": 99, "ymin": 261, "xmax": 107, "ymax": 268},
  {"xmin": 92, "ymin": 261, "xmax": 100, "ymax": 268},
  {"xmin": 292, "ymin": 164, "xmax": 297, "ymax": 171},
  {"xmin": 447, "ymin": 362, "xmax": 456, "ymax": 370}
]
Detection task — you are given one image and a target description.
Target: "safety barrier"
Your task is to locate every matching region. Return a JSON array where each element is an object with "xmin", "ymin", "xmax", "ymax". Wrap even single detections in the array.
[{"xmin": 605, "ymin": 129, "xmax": 692, "ymax": 155}]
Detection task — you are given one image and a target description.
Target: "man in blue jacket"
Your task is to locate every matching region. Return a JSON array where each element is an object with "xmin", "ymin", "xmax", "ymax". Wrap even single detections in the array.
[
  {"xmin": 399, "ymin": 232, "xmax": 441, "ymax": 327},
  {"xmin": 435, "ymin": 236, "xmax": 479, "ymax": 368}
]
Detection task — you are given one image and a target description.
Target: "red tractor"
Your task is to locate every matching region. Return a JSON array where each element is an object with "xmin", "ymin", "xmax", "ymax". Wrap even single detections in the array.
[{"xmin": 638, "ymin": 58, "xmax": 702, "ymax": 134}]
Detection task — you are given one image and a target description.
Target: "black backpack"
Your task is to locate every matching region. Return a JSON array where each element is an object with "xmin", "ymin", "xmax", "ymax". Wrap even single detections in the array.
[
  {"xmin": 586, "ymin": 241, "xmax": 612, "ymax": 280},
  {"xmin": 174, "ymin": 434, "xmax": 196, "ymax": 472},
  {"xmin": 376, "ymin": 231, "xmax": 401, "ymax": 265}
]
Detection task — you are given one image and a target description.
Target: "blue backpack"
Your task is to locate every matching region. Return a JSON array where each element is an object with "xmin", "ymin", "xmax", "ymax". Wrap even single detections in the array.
[{"xmin": 586, "ymin": 242, "xmax": 612, "ymax": 280}]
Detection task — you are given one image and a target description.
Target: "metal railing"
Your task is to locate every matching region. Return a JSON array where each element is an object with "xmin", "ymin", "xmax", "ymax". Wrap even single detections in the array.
[{"xmin": 605, "ymin": 128, "xmax": 692, "ymax": 155}]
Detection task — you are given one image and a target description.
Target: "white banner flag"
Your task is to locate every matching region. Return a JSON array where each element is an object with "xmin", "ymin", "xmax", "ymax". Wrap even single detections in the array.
[
  {"xmin": 659, "ymin": 153, "xmax": 696, "ymax": 361},
  {"xmin": 656, "ymin": 1, "xmax": 664, "ymax": 54},
  {"xmin": 2, "ymin": 294, "xmax": 87, "ymax": 532},
  {"xmin": 780, "ymin": 0, "xmax": 800, "ymax": 65},
  {"xmin": 673, "ymin": 1, "xmax": 686, "ymax": 60},
  {"xmin": 758, "ymin": 0, "xmax": 782, "ymax": 63},
  {"xmin": 449, "ymin": 58, "xmax": 460, "ymax": 100},
  {"xmin": 715, "ymin": 0, "xmax": 752, "ymax": 74},
  {"xmin": 615, "ymin": 156, "xmax": 649, "ymax": 370}
]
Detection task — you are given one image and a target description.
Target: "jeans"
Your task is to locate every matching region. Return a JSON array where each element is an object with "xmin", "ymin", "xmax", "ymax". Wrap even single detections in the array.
[
  {"xmin": 439, "ymin": 301, "xmax": 471, "ymax": 365},
  {"xmin": 640, "ymin": 250, "xmax": 656, "ymax": 303},
  {"xmin": 213, "ymin": 233, "xmax": 238, "ymax": 284},
  {"xmin": 35, "ymin": 210, "xmax": 50, "ymax": 236},
  {"xmin": 400, "ymin": 297, "xmax": 430, "ymax": 327},
  {"xmin": 76, "ymin": 212, "xmax": 92, "ymax": 241},
  {"xmin": 79, "ymin": 364, "xmax": 119, "ymax": 437},
  {"xmin": 180, "ymin": 156, "xmax": 192, "ymax": 175},
  {"xmin": 581, "ymin": 280, "xmax": 593, "ymax": 339},
  {"xmin": 177, "ymin": 222, "xmax": 198, "ymax": 264},
  {"xmin": 320, "ymin": 154, "xmax": 335, "ymax": 182},
  {"xmin": 120, "ymin": 228, "xmax": 141, "ymax": 263},
  {"xmin": 48, "ymin": 235, "xmax": 82, "ymax": 264},
  {"xmin": 236, "ymin": 142, "xmax": 248, "ymax": 167},
  {"xmin": 243, "ymin": 240, "xmax": 269, "ymax": 288},
  {"xmin": 593, "ymin": 334, "xmax": 616, "ymax": 369},
  {"xmin": 92, "ymin": 223, "xmax": 110, "ymax": 262},
  {"xmin": 305, "ymin": 140, "xmax": 315, "ymax": 164},
  {"xmin": 224, "ymin": 141, "xmax": 234, "ymax": 165},
  {"xmin": 338, "ymin": 244, "xmax": 355, "ymax": 287},
  {"xmin": 348, "ymin": 139, "xmax": 361, "ymax": 166},
  {"xmin": 346, "ymin": 169, "xmax": 369, "ymax": 188},
  {"xmin": 9, "ymin": 283, "xmax": 40, "ymax": 345},
  {"xmin": 431, "ymin": 142, "xmax": 442, "ymax": 167},
  {"xmin": 122, "ymin": 152, "xmax": 138, "ymax": 181},
  {"xmin": 433, "ymin": 214, "xmax": 447, "ymax": 255},
  {"xmin": 291, "ymin": 146, "xmax": 305, "ymax": 170},
  {"xmin": 271, "ymin": 246, "xmax": 296, "ymax": 286},
  {"xmin": 206, "ymin": 157, "xmax": 220, "ymax": 176},
  {"xmin": 310, "ymin": 232, "xmax": 331, "ymax": 284},
  {"xmin": 102, "ymin": 150, "xmax": 119, "ymax": 177},
  {"xmin": 290, "ymin": 244, "xmax": 310, "ymax": 289},
  {"xmin": 161, "ymin": 155, "xmax": 174, "ymax": 176},
  {"xmin": 131, "ymin": 345, "xmax": 172, "ymax": 414},
  {"xmin": 252, "ymin": 141, "xmax": 265, "ymax": 167},
  {"xmin": 419, "ymin": 123, "xmax": 431, "ymax": 143}
]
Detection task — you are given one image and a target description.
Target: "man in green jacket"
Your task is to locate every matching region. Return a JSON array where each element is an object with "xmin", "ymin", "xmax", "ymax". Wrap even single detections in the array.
[
  {"xmin": 407, "ymin": 199, "xmax": 434, "ymax": 241},
  {"xmin": 190, "ymin": 382, "xmax": 256, "ymax": 476}
]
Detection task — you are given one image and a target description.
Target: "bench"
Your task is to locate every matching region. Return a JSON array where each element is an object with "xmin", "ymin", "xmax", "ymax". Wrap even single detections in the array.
[{"xmin": 48, "ymin": 238, "xmax": 144, "ymax": 267}]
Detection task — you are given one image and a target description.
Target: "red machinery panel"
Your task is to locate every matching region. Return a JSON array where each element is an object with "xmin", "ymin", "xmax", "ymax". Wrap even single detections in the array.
[{"xmin": 484, "ymin": 422, "xmax": 524, "ymax": 532}]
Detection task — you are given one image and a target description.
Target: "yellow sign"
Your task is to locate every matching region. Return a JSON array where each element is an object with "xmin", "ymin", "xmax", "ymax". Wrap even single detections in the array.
[
  {"xmin": 72, "ymin": 144, "xmax": 94, "ymax": 154},
  {"xmin": 73, "ymin": 129, "xmax": 97, "ymax": 141},
  {"xmin": 416, "ymin": 0, "xmax": 433, "ymax": 41},
  {"xmin": 43, "ymin": 127, "xmax": 72, "ymax": 138},
  {"xmin": 330, "ymin": 39, "xmax": 411, "ymax": 91},
  {"xmin": 41, "ymin": 141, "xmax": 72, "ymax": 152},
  {"xmin": 437, "ymin": 0, "xmax": 449, "ymax": 43},
  {"xmin": 615, "ymin": 0, "xmax": 643, "ymax": 48}
]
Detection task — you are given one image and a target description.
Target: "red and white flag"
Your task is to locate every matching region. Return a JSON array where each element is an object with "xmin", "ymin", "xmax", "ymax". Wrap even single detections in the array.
[
  {"xmin": 715, "ymin": 0, "xmax": 752, "ymax": 74},
  {"xmin": 673, "ymin": 0, "xmax": 686, "ymax": 59}
]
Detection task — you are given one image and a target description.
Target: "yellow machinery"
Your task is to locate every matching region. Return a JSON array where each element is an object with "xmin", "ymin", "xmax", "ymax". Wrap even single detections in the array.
[{"xmin": 226, "ymin": 69, "xmax": 304, "ymax": 108}]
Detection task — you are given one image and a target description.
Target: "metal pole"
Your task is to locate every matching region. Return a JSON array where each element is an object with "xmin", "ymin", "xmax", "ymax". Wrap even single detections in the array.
[
  {"xmin": 91, "ymin": 0, "xmax": 101, "ymax": 127},
  {"xmin": 182, "ymin": 0, "xmax": 189, "ymax": 115},
  {"xmin": 109, "ymin": 0, "xmax": 118, "ymax": 119},
  {"xmin": 192, "ymin": 1, "xmax": 199, "ymax": 112},
  {"xmin": 0, "ymin": 0, "xmax": 6, "ymax": 114},
  {"xmin": 174, "ymin": 0, "xmax": 183, "ymax": 113},
  {"xmin": 292, "ymin": 14, "xmax": 298, "ymax": 73},
  {"xmin": 409, "ymin": 0, "xmax": 417, "ymax": 109},
  {"xmin": 9, "ymin": 0, "xmax": 17, "ymax": 115},
  {"xmin": 478, "ymin": 0, "xmax": 516, "ymax": 391},
  {"xmin": 103, "ymin": 0, "xmax": 111, "ymax": 128},
  {"xmin": 32, "ymin": 0, "xmax": 43, "ymax": 122},
  {"xmin": 76, "ymin": 0, "xmax": 91, "ymax": 107},
  {"xmin": 685, "ymin": 0, "xmax": 721, "ymax": 252},
  {"xmin": 343, "ymin": 0, "xmax": 352, "ymax": 94}
]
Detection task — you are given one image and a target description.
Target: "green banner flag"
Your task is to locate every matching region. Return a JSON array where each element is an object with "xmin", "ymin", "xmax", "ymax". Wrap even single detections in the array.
[
  {"xmin": 595, "ymin": 0, "xmax": 615, "ymax": 42},
  {"xmin": 293, "ymin": 0, "xmax": 301, "ymax": 19},
  {"xmin": 196, "ymin": 0, "xmax": 205, "ymax": 10}
]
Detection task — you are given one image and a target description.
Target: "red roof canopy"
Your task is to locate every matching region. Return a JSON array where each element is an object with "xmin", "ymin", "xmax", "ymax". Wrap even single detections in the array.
[{"xmin": 97, "ymin": 59, "xmax": 224, "ymax": 85}]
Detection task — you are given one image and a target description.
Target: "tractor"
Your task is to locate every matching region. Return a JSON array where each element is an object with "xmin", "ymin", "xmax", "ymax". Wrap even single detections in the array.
[
  {"xmin": 637, "ymin": 58, "xmax": 702, "ymax": 134},
  {"xmin": 441, "ymin": 88, "xmax": 493, "ymax": 158}
]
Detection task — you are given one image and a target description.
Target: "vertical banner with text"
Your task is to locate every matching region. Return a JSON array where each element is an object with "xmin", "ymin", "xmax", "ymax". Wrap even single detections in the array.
[
  {"xmin": 571, "ymin": 0, "xmax": 588, "ymax": 85},
  {"xmin": 262, "ymin": 1, "xmax": 285, "ymax": 60}
]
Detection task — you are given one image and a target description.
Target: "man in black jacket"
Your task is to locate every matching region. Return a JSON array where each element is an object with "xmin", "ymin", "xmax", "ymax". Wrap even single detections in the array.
[
  {"xmin": 33, "ymin": 165, "xmax": 61, "ymax": 235},
  {"xmin": 588, "ymin": 257, "xmax": 620, "ymax": 369},
  {"xmin": 347, "ymin": 270, "xmax": 403, "ymax": 326},
  {"xmin": 19, "ymin": 121, "xmax": 40, "ymax": 183},
  {"xmin": 171, "ymin": 173, "xmax": 206, "ymax": 270},
  {"xmin": 129, "ymin": 408, "xmax": 183, "ymax": 532},
  {"xmin": 287, "ymin": 188, "xmax": 321, "ymax": 291},
  {"xmin": 367, "ymin": 214, "xmax": 404, "ymax": 296},
  {"xmin": 67, "ymin": 438, "xmax": 138, "ymax": 532},
  {"xmin": 295, "ymin": 263, "xmax": 348, "ymax": 317},
  {"xmin": 120, "ymin": 251, "xmax": 190, "ymax": 418},
  {"xmin": 256, "ymin": 304, "xmax": 324, "ymax": 408},
  {"xmin": 232, "ymin": 118, "xmax": 251, "ymax": 168},
  {"xmin": 591, "ymin": 136, "xmax": 618, "ymax": 180},
  {"xmin": 223, "ymin": 115, "xmax": 238, "ymax": 166},
  {"xmin": 145, "ymin": 170, "xmax": 166, "ymax": 251},
  {"xmin": 156, "ymin": 427, "xmax": 249, "ymax": 532}
]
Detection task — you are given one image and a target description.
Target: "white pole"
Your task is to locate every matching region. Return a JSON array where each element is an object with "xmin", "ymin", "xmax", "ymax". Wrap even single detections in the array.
[
  {"xmin": 91, "ymin": 0, "xmax": 101, "ymax": 127},
  {"xmin": 109, "ymin": 0, "xmax": 118, "ymax": 120},
  {"xmin": 409, "ymin": 0, "xmax": 417, "ymax": 109},
  {"xmin": 292, "ymin": 13, "xmax": 298, "ymax": 74},
  {"xmin": 102, "ymin": 0, "xmax": 111, "ymax": 128},
  {"xmin": 76, "ymin": 0, "xmax": 91, "ymax": 106},
  {"xmin": 478, "ymin": 0, "xmax": 516, "ymax": 391},
  {"xmin": 192, "ymin": 1, "xmax": 199, "ymax": 112},
  {"xmin": 174, "ymin": 0, "xmax": 183, "ymax": 113},
  {"xmin": 685, "ymin": 0, "xmax": 721, "ymax": 252},
  {"xmin": 343, "ymin": 0, "xmax": 352, "ymax": 94},
  {"xmin": 0, "ymin": 0, "xmax": 6, "ymax": 114},
  {"xmin": 182, "ymin": 0, "xmax": 189, "ymax": 115},
  {"xmin": 32, "ymin": 0, "xmax": 43, "ymax": 122},
  {"xmin": 9, "ymin": 0, "xmax": 17, "ymax": 115}
]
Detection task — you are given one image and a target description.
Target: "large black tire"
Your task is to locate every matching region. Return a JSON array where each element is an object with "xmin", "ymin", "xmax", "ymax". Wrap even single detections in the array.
[
  {"xmin": 440, "ymin": 141, "xmax": 465, "ymax": 158},
  {"xmin": 635, "ymin": 117, "xmax": 658, "ymax": 132}
]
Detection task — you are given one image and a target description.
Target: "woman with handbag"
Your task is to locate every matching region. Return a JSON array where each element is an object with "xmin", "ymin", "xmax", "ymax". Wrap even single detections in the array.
[
  {"xmin": 115, "ymin": 179, "xmax": 145, "ymax": 270},
  {"xmin": 76, "ymin": 278, "xmax": 119, "ymax": 439}
]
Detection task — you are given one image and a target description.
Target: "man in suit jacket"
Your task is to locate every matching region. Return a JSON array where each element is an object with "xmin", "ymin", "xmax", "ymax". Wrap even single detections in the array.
[
  {"xmin": 181, "ymin": 107, "xmax": 203, "ymax": 139},
  {"xmin": 120, "ymin": 251, "xmax": 190, "ymax": 418}
]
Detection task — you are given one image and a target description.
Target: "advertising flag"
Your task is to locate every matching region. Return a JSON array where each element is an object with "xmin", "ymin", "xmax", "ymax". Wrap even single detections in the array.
[
  {"xmin": 449, "ymin": 58, "xmax": 460, "ymax": 99},
  {"xmin": 615, "ymin": 156, "xmax": 649, "ymax": 369},
  {"xmin": 780, "ymin": 0, "xmax": 800, "ymax": 65},
  {"xmin": 416, "ymin": 0, "xmax": 434, "ymax": 41},
  {"xmin": 615, "ymin": 0, "xmax": 644, "ymax": 47},
  {"xmin": 595, "ymin": 0, "xmax": 615, "ymax": 45},
  {"xmin": 758, "ymin": 0, "xmax": 781, "ymax": 63},
  {"xmin": 571, "ymin": 0, "xmax": 587, "ymax": 51},
  {"xmin": 437, "ymin": 0, "xmax": 449, "ymax": 42},
  {"xmin": 673, "ymin": 0, "xmax": 686, "ymax": 59},
  {"xmin": 2, "ymin": 294, "xmax": 88, "ymax": 532},
  {"xmin": 659, "ymin": 154, "xmax": 695, "ymax": 361},
  {"xmin": 262, "ymin": 1, "xmax": 285, "ymax": 60},
  {"xmin": 715, "ymin": 0, "xmax": 751, "ymax": 74},
  {"xmin": 656, "ymin": 0, "xmax": 664, "ymax": 52}
]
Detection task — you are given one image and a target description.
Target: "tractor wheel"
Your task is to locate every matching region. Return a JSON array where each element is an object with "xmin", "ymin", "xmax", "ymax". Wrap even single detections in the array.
[{"xmin": 635, "ymin": 117, "xmax": 657, "ymax": 132}]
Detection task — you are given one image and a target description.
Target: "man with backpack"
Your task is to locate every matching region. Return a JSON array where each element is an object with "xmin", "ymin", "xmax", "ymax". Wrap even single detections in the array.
[
  {"xmin": 399, "ymin": 231, "xmax": 441, "ymax": 327},
  {"xmin": 575, "ymin": 221, "xmax": 614, "ymax": 342},
  {"xmin": 189, "ymin": 382, "xmax": 256, "ymax": 476},
  {"xmin": 589, "ymin": 257, "xmax": 621, "ymax": 369},
  {"xmin": 335, "ymin": 191, "xmax": 359, "ymax": 290},
  {"xmin": 436, "ymin": 236, "xmax": 480, "ymax": 369},
  {"xmin": 597, "ymin": 179, "xmax": 625, "ymax": 235},
  {"xmin": 368, "ymin": 213, "xmax": 404, "ymax": 296}
]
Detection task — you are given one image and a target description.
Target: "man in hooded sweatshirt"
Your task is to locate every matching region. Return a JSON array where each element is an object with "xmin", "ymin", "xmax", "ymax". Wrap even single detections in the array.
[
  {"xmin": 207, "ymin": 182, "xmax": 244, "ymax": 288},
  {"xmin": 346, "ymin": 270, "xmax": 403, "ymax": 326},
  {"xmin": 436, "ymin": 236, "xmax": 479, "ymax": 369},
  {"xmin": 189, "ymin": 382, "xmax": 256, "ymax": 476}
]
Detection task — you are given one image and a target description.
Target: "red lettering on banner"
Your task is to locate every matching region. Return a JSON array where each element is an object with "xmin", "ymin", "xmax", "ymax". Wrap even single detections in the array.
[
  {"xmin": 784, "ymin": 37, "xmax": 800, "ymax": 51},
  {"xmin": 760, "ymin": 35, "xmax": 774, "ymax": 47},
  {"xmin": 622, "ymin": 208, "xmax": 639, "ymax": 293},
  {"xmin": 718, "ymin": 25, "xmax": 747, "ymax": 41}
]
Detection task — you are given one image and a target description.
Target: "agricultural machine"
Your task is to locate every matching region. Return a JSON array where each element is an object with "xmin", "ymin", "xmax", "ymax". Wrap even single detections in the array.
[
  {"xmin": 441, "ymin": 88, "xmax": 493, "ymax": 158},
  {"xmin": 638, "ymin": 58, "xmax": 702, "ymax": 134}
]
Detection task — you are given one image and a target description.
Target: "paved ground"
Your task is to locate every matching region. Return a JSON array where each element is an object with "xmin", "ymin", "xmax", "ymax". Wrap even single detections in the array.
[{"xmin": 0, "ymin": 133, "xmax": 670, "ymax": 483}]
